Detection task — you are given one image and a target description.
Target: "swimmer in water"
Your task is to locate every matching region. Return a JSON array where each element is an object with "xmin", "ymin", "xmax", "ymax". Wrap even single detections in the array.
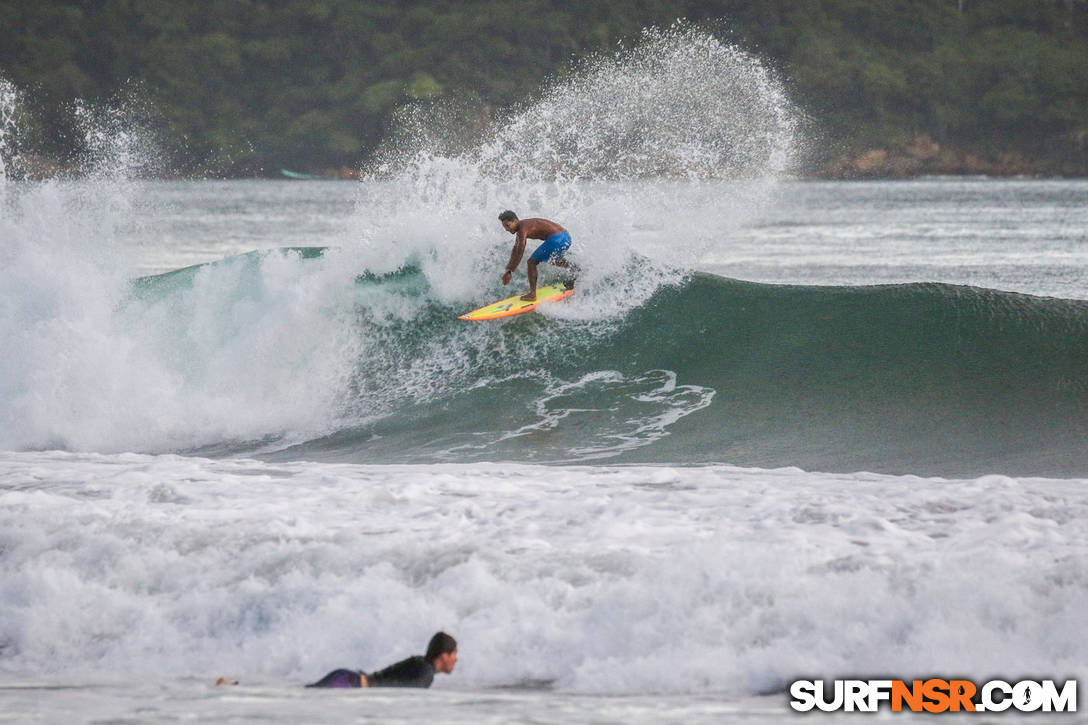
[
  {"xmin": 499, "ymin": 210, "xmax": 578, "ymax": 301},
  {"xmin": 306, "ymin": 631, "xmax": 458, "ymax": 689}
]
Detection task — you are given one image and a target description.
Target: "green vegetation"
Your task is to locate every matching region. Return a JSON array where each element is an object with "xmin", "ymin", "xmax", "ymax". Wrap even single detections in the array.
[{"xmin": 2, "ymin": 0, "xmax": 1086, "ymax": 175}]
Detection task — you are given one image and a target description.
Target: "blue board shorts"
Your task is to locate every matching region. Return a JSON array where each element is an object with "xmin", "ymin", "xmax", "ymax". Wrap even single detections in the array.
[{"xmin": 529, "ymin": 230, "xmax": 572, "ymax": 263}]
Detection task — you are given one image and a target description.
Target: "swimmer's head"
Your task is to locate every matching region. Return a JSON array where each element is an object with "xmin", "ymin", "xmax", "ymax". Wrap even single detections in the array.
[
  {"xmin": 426, "ymin": 631, "xmax": 458, "ymax": 674},
  {"xmin": 499, "ymin": 210, "xmax": 518, "ymax": 232}
]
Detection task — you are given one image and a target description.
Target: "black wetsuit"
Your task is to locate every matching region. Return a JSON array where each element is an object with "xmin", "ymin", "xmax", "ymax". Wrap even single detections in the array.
[
  {"xmin": 307, "ymin": 656, "xmax": 435, "ymax": 689},
  {"xmin": 367, "ymin": 656, "xmax": 435, "ymax": 688}
]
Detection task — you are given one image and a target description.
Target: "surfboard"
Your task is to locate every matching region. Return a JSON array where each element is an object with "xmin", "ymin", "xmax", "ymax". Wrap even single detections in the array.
[
  {"xmin": 280, "ymin": 169, "xmax": 322, "ymax": 180},
  {"xmin": 458, "ymin": 284, "xmax": 574, "ymax": 321}
]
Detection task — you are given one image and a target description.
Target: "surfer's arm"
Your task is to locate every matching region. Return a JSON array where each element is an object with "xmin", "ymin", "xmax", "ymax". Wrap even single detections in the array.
[{"xmin": 502, "ymin": 231, "xmax": 527, "ymax": 285}]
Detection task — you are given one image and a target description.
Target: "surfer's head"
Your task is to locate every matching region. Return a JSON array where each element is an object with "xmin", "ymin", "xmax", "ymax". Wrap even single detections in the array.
[
  {"xmin": 426, "ymin": 631, "xmax": 458, "ymax": 674},
  {"xmin": 499, "ymin": 210, "xmax": 518, "ymax": 232}
]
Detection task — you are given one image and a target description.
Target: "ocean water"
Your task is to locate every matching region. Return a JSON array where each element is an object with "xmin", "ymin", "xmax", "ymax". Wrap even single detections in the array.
[{"xmin": 3, "ymin": 29, "xmax": 1088, "ymax": 723}]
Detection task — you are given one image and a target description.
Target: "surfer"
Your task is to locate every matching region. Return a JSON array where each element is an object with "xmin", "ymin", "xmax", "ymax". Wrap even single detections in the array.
[
  {"xmin": 305, "ymin": 631, "xmax": 458, "ymax": 689},
  {"xmin": 499, "ymin": 210, "xmax": 578, "ymax": 301}
]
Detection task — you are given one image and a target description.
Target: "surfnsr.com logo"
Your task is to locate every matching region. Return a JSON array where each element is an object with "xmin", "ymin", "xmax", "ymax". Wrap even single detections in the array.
[{"xmin": 789, "ymin": 679, "xmax": 1077, "ymax": 713}]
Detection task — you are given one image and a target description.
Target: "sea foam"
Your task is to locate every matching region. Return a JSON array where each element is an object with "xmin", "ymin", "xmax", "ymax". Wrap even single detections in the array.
[{"xmin": 1, "ymin": 452, "xmax": 1084, "ymax": 694}]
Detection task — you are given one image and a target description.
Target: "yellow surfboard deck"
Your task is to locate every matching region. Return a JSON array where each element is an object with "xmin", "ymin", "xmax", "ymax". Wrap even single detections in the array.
[{"xmin": 458, "ymin": 284, "xmax": 574, "ymax": 321}]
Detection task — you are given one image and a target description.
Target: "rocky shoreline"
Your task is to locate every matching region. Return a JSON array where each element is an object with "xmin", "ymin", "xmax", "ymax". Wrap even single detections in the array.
[{"xmin": 816, "ymin": 135, "xmax": 1088, "ymax": 179}]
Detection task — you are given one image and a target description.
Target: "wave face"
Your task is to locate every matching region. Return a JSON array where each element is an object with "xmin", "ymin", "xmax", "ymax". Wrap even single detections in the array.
[
  {"xmin": 3, "ymin": 217, "xmax": 1087, "ymax": 476},
  {"xmin": 621, "ymin": 274, "xmax": 1088, "ymax": 476},
  {"xmin": 293, "ymin": 269, "xmax": 1088, "ymax": 477},
  {"xmin": 98, "ymin": 258, "xmax": 1088, "ymax": 478}
]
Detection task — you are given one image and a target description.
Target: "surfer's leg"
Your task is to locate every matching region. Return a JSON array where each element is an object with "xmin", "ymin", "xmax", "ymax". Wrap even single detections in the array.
[
  {"xmin": 551, "ymin": 256, "xmax": 579, "ymax": 288},
  {"xmin": 521, "ymin": 259, "xmax": 539, "ymax": 301},
  {"xmin": 548, "ymin": 231, "xmax": 577, "ymax": 287},
  {"xmin": 525, "ymin": 232, "xmax": 574, "ymax": 296},
  {"xmin": 306, "ymin": 668, "xmax": 363, "ymax": 688}
]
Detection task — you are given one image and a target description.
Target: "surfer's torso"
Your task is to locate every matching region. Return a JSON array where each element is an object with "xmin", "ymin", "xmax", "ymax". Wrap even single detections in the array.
[
  {"xmin": 366, "ymin": 655, "xmax": 435, "ymax": 688},
  {"xmin": 515, "ymin": 217, "xmax": 565, "ymax": 240},
  {"xmin": 306, "ymin": 655, "xmax": 436, "ymax": 688}
]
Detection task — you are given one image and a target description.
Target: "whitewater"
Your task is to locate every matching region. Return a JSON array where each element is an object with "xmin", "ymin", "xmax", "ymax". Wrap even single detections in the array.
[{"xmin": 2, "ymin": 27, "xmax": 1087, "ymax": 723}]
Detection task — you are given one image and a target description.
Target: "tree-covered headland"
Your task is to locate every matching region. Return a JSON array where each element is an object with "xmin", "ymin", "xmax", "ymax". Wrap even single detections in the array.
[{"xmin": 2, "ymin": 0, "xmax": 1087, "ymax": 177}]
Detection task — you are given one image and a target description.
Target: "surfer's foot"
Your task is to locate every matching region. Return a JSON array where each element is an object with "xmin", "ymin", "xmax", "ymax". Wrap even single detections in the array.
[
  {"xmin": 563, "ymin": 278, "xmax": 576, "ymax": 290},
  {"xmin": 520, "ymin": 292, "xmax": 537, "ymax": 301}
]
